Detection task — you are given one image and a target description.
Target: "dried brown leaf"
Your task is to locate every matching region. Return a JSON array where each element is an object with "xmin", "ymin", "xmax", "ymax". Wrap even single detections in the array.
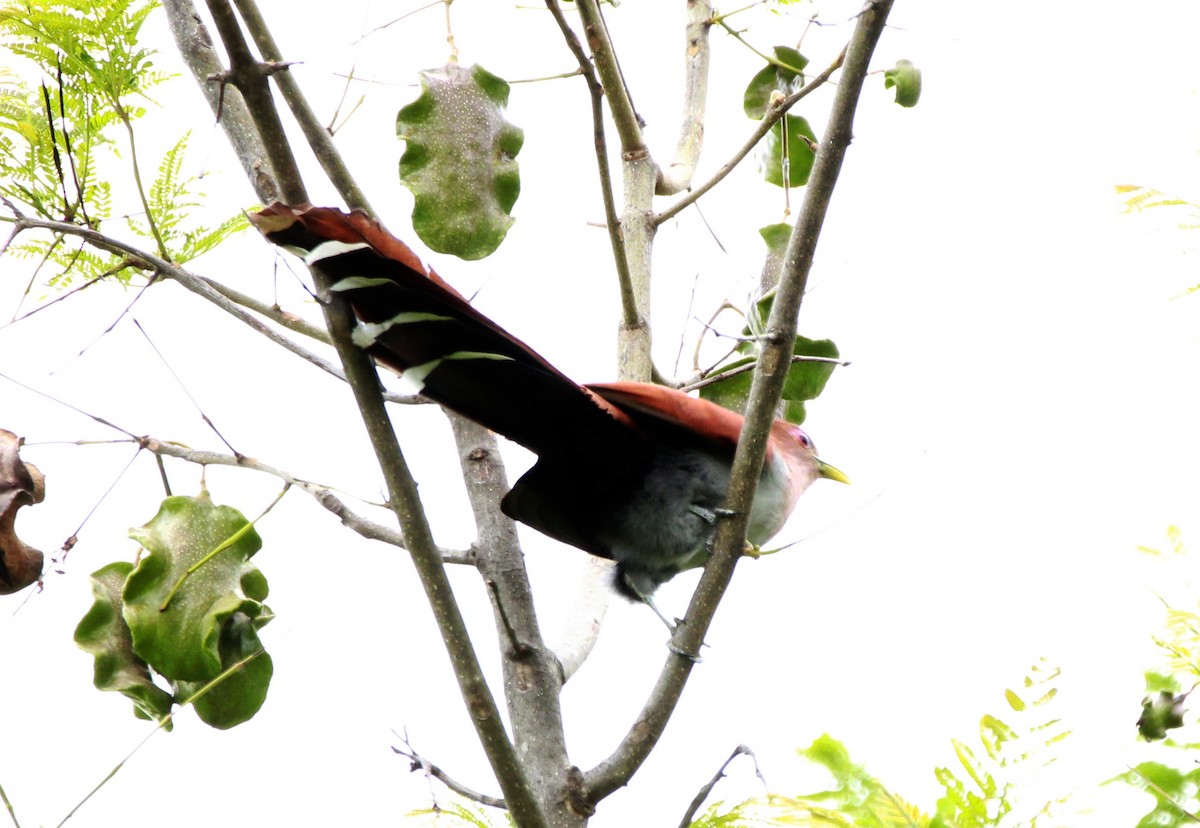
[{"xmin": 0, "ymin": 429, "xmax": 45, "ymax": 594}]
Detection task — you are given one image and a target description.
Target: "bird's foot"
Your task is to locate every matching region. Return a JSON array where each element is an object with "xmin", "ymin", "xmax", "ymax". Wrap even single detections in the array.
[
  {"xmin": 688, "ymin": 505, "xmax": 741, "ymax": 525},
  {"xmin": 645, "ymin": 598, "xmax": 681, "ymax": 633}
]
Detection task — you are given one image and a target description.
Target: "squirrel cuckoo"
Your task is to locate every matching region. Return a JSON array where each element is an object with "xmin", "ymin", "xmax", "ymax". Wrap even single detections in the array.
[{"xmin": 250, "ymin": 204, "xmax": 847, "ymax": 604}]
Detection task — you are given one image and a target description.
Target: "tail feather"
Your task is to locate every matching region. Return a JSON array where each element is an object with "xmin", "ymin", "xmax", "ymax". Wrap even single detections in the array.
[{"xmin": 250, "ymin": 204, "xmax": 638, "ymax": 461}]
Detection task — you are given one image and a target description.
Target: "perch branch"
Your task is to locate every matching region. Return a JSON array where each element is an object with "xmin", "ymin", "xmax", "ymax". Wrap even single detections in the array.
[{"xmin": 585, "ymin": 0, "xmax": 895, "ymax": 802}]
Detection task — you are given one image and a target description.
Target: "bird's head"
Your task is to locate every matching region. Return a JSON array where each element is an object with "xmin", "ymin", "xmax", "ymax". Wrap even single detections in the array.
[{"xmin": 770, "ymin": 421, "xmax": 850, "ymax": 490}]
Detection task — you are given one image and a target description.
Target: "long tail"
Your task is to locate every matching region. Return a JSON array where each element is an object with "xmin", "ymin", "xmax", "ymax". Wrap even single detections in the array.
[{"xmin": 249, "ymin": 204, "xmax": 636, "ymax": 460}]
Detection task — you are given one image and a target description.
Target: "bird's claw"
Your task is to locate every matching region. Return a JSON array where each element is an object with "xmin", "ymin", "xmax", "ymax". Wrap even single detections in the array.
[{"xmin": 688, "ymin": 505, "xmax": 742, "ymax": 525}]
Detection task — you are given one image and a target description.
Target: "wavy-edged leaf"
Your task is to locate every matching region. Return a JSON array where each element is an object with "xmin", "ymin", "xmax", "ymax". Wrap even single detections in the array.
[
  {"xmin": 74, "ymin": 561, "xmax": 174, "ymax": 727},
  {"xmin": 396, "ymin": 63, "xmax": 523, "ymax": 260},
  {"xmin": 176, "ymin": 610, "xmax": 273, "ymax": 730},
  {"xmin": 123, "ymin": 492, "xmax": 270, "ymax": 684}
]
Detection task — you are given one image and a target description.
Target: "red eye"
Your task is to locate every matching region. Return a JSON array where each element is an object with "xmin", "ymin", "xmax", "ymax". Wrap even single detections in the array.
[{"xmin": 797, "ymin": 431, "xmax": 812, "ymax": 449}]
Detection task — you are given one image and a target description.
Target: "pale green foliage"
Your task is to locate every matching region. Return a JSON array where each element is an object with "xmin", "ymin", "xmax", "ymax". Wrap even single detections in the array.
[
  {"xmin": 0, "ymin": 0, "xmax": 245, "ymax": 286},
  {"xmin": 1139, "ymin": 527, "xmax": 1200, "ymax": 679},
  {"xmin": 686, "ymin": 665, "xmax": 1070, "ymax": 828},
  {"xmin": 1119, "ymin": 527, "xmax": 1200, "ymax": 825},
  {"xmin": 124, "ymin": 131, "xmax": 250, "ymax": 262},
  {"xmin": 1117, "ymin": 185, "xmax": 1200, "ymax": 226},
  {"xmin": 932, "ymin": 660, "xmax": 1071, "ymax": 828},
  {"xmin": 1116, "ymin": 185, "xmax": 1200, "ymax": 296},
  {"xmin": 1137, "ymin": 524, "xmax": 1188, "ymax": 558},
  {"xmin": 737, "ymin": 735, "xmax": 929, "ymax": 828}
]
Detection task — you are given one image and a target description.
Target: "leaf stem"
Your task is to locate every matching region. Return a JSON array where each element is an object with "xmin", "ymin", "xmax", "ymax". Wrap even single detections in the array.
[
  {"xmin": 158, "ymin": 483, "xmax": 290, "ymax": 612},
  {"xmin": 116, "ymin": 106, "xmax": 170, "ymax": 259}
]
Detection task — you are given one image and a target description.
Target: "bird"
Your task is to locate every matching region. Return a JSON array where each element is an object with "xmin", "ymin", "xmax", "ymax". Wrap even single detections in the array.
[{"xmin": 250, "ymin": 203, "xmax": 848, "ymax": 607}]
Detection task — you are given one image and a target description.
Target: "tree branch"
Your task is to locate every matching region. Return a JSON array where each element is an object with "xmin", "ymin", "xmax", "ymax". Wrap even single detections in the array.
[
  {"xmin": 573, "ymin": 0, "xmax": 657, "ymax": 381},
  {"xmin": 169, "ymin": 6, "xmax": 548, "ymax": 822},
  {"xmin": 656, "ymin": 0, "xmax": 714, "ymax": 196},
  {"xmin": 584, "ymin": 0, "xmax": 895, "ymax": 802},
  {"xmin": 136, "ymin": 436, "xmax": 420, "ymax": 550},
  {"xmin": 200, "ymin": 275, "xmax": 331, "ymax": 344},
  {"xmin": 228, "ymin": 0, "xmax": 376, "ymax": 217},
  {"xmin": 203, "ymin": 0, "xmax": 307, "ymax": 202},
  {"xmin": 448, "ymin": 415, "xmax": 574, "ymax": 818},
  {"xmin": 543, "ymin": 1, "xmax": 638, "ymax": 330},
  {"xmin": 573, "ymin": 0, "xmax": 646, "ymax": 157},
  {"xmin": 0, "ymin": 215, "xmax": 419, "ymax": 405},
  {"xmin": 392, "ymin": 735, "xmax": 506, "ymax": 810},
  {"xmin": 161, "ymin": 0, "xmax": 280, "ymax": 202}
]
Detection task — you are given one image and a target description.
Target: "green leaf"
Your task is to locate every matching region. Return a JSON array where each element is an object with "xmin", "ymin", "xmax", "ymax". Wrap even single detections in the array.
[
  {"xmin": 884, "ymin": 59, "xmax": 922, "ymax": 108},
  {"xmin": 74, "ymin": 561, "xmax": 175, "ymax": 727},
  {"xmin": 396, "ymin": 63, "xmax": 524, "ymax": 260},
  {"xmin": 1117, "ymin": 762, "xmax": 1200, "ymax": 828},
  {"xmin": 743, "ymin": 46, "xmax": 809, "ymax": 119},
  {"xmin": 700, "ymin": 324, "xmax": 838, "ymax": 425},
  {"xmin": 758, "ymin": 114, "xmax": 817, "ymax": 188},
  {"xmin": 122, "ymin": 492, "xmax": 271, "ymax": 684},
  {"xmin": 758, "ymin": 222, "xmax": 793, "ymax": 257},
  {"xmin": 697, "ymin": 356, "xmax": 755, "ymax": 414},
  {"xmin": 758, "ymin": 221, "xmax": 792, "ymax": 289},
  {"xmin": 1138, "ymin": 690, "xmax": 1188, "ymax": 741},
  {"xmin": 1145, "ymin": 670, "xmax": 1183, "ymax": 694},
  {"xmin": 779, "ymin": 735, "xmax": 931, "ymax": 827},
  {"xmin": 176, "ymin": 611, "xmax": 274, "ymax": 730}
]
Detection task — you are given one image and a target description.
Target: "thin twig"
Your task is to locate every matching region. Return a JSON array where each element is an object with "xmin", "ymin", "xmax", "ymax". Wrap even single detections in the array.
[
  {"xmin": 680, "ymin": 353, "xmax": 851, "ymax": 394},
  {"xmin": 132, "ymin": 318, "xmax": 242, "ymax": 458},
  {"xmin": 677, "ymin": 745, "xmax": 763, "ymax": 828},
  {"xmin": 116, "ymin": 106, "xmax": 169, "ymax": 259},
  {"xmin": 54, "ymin": 649, "xmax": 268, "ymax": 828},
  {"xmin": 655, "ymin": 46, "xmax": 847, "ymax": 226},
  {"xmin": 544, "ymin": 0, "xmax": 638, "ymax": 329},
  {"xmin": 0, "ymin": 780, "xmax": 22, "ymax": 828},
  {"xmin": 202, "ymin": 274, "xmax": 331, "ymax": 343},
  {"xmin": 391, "ymin": 731, "xmax": 506, "ymax": 810},
  {"xmin": 0, "ymin": 215, "xmax": 416, "ymax": 405}
]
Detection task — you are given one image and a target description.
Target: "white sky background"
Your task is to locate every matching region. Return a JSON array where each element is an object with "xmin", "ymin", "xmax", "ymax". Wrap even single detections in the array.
[{"xmin": 2, "ymin": 1, "xmax": 1200, "ymax": 826}]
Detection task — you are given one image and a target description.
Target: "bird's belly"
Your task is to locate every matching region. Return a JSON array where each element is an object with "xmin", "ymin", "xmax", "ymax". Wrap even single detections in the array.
[{"xmin": 600, "ymin": 447, "xmax": 792, "ymax": 597}]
